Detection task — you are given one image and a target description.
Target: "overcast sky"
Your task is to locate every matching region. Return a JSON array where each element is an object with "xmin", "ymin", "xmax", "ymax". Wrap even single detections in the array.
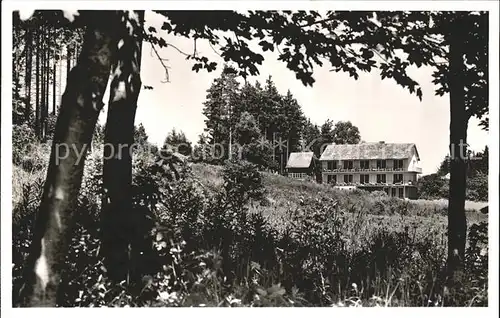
[{"xmin": 99, "ymin": 11, "xmax": 489, "ymax": 175}]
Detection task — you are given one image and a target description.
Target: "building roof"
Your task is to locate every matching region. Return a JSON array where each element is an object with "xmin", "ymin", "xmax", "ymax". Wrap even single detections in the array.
[
  {"xmin": 286, "ymin": 152, "xmax": 314, "ymax": 168},
  {"xmin": 319, "ymin": 142, "xmax": 420, "ymax": 161}
]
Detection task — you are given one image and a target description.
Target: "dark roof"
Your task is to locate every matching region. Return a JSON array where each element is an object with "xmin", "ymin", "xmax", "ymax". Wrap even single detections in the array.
[
  {"xmin": 286, "ymin": 152, "xmax": 314, "ymax": 168},
  {"xmin": 319, "ymin": 142, "xmax": 419, "ymax": 161}
]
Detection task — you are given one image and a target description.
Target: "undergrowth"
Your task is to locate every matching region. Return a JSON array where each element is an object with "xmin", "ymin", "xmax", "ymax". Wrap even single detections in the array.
[{"xmin": 12, "ymin": 148, "xmax": 488, "ymax": 307}]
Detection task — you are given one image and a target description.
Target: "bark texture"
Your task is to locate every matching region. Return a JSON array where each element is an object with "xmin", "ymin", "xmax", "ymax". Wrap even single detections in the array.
[
  {"xmin": 101, "ymin": 10, "xmax": 146, "ymax": 283},
  {"xmin": 446, "ymin": 17, "xmax": 469, "ymax": 279}
]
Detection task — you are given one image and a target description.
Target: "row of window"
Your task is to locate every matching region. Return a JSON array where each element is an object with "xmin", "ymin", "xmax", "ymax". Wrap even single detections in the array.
[
  {"xmin": 326, "ymin": 173, "xmax": 406, "ymax": 184},
  {"xmin": 386, "ymin": 187, "xmax": 405, "ymax": 198},
  {"xmin": 289, "ymin": 172, "xmax": 307, "ymax": 179},
  {"xmin": 326, "ymin": 159, "xmax": 404, "ymax": 170}
]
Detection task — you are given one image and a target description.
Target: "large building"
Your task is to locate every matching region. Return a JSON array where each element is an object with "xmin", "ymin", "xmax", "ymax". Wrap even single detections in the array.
[{"xmin": 319, "ymin": 141, "xmax": 422, "ymax": 199}]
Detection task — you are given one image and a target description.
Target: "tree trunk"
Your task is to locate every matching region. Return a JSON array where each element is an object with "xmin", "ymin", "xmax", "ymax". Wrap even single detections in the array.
[
  {"xmin": 446, "ymin": 17, "xmax": 468, "ymax": 280},
  {"xmin": 74, "ymin": 44, "xmax": 79, "ymax": 66},
  {"xmin": 44, "ymin": 26, "xmax": 51, "ymax": 138},
  {"xmin": 101, "ymin": 10, "xmax": 145, "ymax": 283},
  {"xmin": 66, "ymin": 44, "xmax": 71, "ymax": 81},
  {"xmin": 35, "ymin": 28, "xmax": 40, "ymax": 138},
  {"xmin": 16, "ymin": 12, "xmax": 119, "ymax": 307},
  {"xmin": 53, "ymin": 54, "xmax": 57, "ymax": 114},
  {"xmin": 25, "ymin": 28, "xmax": 32, "ymax": 122},
  {"xmin": 58, "ymin": 47, "xmax": 62, "ymax": 107},
  {"xmin": 41, "ymin": 25, "xmax": 46, "ymax": 140}
]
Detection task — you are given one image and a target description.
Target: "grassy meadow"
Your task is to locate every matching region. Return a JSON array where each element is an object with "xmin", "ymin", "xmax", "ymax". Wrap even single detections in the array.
[{"xmin": 191, "ymin": 162, "xmax": 487, "ymax": 231}]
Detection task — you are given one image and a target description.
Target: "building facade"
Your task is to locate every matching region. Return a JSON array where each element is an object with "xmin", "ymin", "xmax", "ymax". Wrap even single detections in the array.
[
  {"xmin": 319, "ymin": 142, "xmax": 422, "ymax": 199},
  {"xmin": 286, "ymin": 152, "xmax": 315, "ymax": 180}
]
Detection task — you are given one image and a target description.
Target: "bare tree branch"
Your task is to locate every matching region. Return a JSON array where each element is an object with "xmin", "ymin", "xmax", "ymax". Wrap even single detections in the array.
[
  {"xmin": 166, "ymin": 42, "xmax": 191, "ymax": 57},
  {"xmin": 150, "ymin": 43, "xmax": 171, "ymax": 83},
  {"xmin": 299, "ymin": 17, "xmax": 336, "ymax": 28},
  {"xmin": 150, "ymin": 44, "xmax": 169, "ymax": 61},
  {"xmin": 208, "ymin": 41, "xmax": 222, "ymax": 57},
  {"xmin": 370, "ymin": 47, "xmax": 389, "ymax": 63},
  {"xmin": 275, "ymin": 43, "xmax": 283, "ymax": 56},
  {"xmin": 233, "ymin": 31, "xmax": 242, "ymax": 47}
]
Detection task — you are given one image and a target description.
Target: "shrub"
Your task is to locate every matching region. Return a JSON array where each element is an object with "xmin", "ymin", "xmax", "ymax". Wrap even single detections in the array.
[
  {"xmin": 417, "ymin": 174, "xmax": 448, "ymax": 200},
  {"xmin": 12, "ymin": 124, "xmax": 48, "ymax": 171},
  {"xmin": 370, "ymin": 190, "xmax": 388, "ymax": 198},
  {"xmin": 466, "ymin": 172, "xmax": 488, "ymax": 202},
  {"xmin": 372, "ymin": 200, "xmax": 386, "ymax": 215},
  {"xmin": 463, "ymin": 222, "xmax": 488, "ymax": 306},
  {"xmin": 222, "ymin": 159, "xmax": 266, "ymax": 205},
  {"xmin": 418, "ymin": 172, "xmax": 488, "ymax": 202}
]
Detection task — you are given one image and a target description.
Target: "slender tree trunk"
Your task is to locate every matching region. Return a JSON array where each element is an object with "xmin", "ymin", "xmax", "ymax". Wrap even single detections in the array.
[
  {"xmin": 25, "ymin": 28, "xmax": 32, "ymax": 122},
  {"xmin": 16, "ymin": 12, "xmax": 119, "ymax": 307},
  {"xmin": 35, "ymin": 28, "xmax": 40, "ymax": 138},
  {"xmin": 44, "ymin": 27, "xmax": 51, "ymax": 138},
  {"xmin": 58, "ymin": 48, "xmax": 62, "ymax": 107},
  {"xmin": 41, "ymin": 25, "xmax": 47, "ymax": 139},
  {"xmin": 446, "ymin": 17, "xmax": 469, "ymax": 280},
  {"xmin": 43, "ymin": 24, "xmax": 48, "ymax": 140},
  {"xmin": 74, "ymin": 44, "xmax": 79, "ymax": 66},
  {"xmin": 12, "ymin": 47, "xmax": 20, "ymax": 124},
  {"xmin": 66, "ymin": 44, "xmax": 71, "ymax": 81},
  {"xmin": 53, "ymin": 54, "xmax": 57, "ymax": 114},
  {"xmin": 40, "ymin": 25, "xmax": 46, "ymax": 140},
  {"xmin": 101, "ymin": 10, "xmax": 145, "ymax": 283}
]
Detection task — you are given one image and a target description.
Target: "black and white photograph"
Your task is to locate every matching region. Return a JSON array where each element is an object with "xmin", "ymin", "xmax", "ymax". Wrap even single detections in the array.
[{"xmin": 1, "ymin": 0, "xmax": 498, "ymax": 312}]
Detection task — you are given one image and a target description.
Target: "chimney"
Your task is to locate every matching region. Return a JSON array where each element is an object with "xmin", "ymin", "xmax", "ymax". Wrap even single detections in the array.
[{"xmin": 379, "ymin": 141, "xmax": 385, "ymax": 144}]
